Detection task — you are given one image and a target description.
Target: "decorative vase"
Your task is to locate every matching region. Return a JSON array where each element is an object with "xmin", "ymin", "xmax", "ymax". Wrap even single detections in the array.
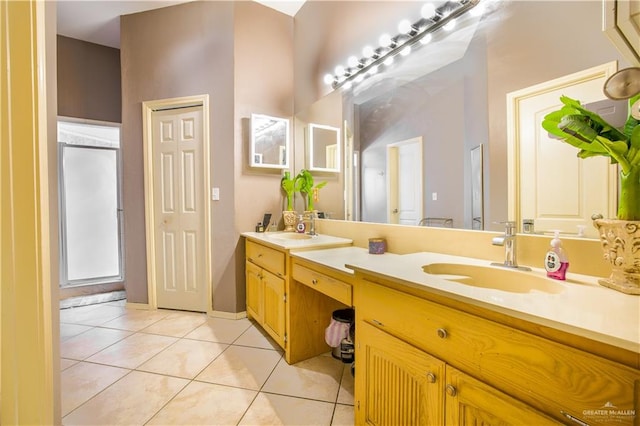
[
  {"xmin": 593, "ymin": 218, "xmax": 640, "ymax": 295},
  {"xmin": 282, "ymin": 210, "xmax": 297, "ymax": 232}
]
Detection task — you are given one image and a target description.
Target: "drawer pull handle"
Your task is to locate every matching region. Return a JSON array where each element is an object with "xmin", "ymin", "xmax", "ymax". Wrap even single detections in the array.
[
  {"xmin": 426, "ymin": 372, "xmax": 436, "ymax": 383},
  {"xmin": 437, "ymin": 328, "xmax": 448, "ymax": 339},
  {"xmin": 372, "ymin": 319, "xmax": 385, "ymax": 327},
  {"xmin": 312, "ymin": 279, "xmax": 318, "ymax": 285},
  {"xmin": 445, "ymin": 384, "xmax": 457, "ymax": 397}
]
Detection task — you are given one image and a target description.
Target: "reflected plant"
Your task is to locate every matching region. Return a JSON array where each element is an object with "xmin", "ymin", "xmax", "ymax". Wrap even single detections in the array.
[{"xmin": 542, "ymin": 94, "xmax": 640, "ymax": 220}]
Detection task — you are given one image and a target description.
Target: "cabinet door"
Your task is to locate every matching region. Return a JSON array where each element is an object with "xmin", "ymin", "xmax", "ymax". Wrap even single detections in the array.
[
  {"xmin": 245, "ymin": 261, "xmax": 263, "ymax": 323},
  {"xmin": 444, "ymin": 367, "xmax": 558, "ymax": 425},
  {"xmin": 355, "ymin": 321, "xmax": 445, "ymax": 425},
  {"xmin": 262, "ymin": 268, "xmax": 286, "ymax": 347}
]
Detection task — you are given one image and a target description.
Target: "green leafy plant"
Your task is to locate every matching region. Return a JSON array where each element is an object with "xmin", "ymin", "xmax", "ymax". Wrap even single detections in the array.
[
  {"xmin": 295, "ymin": 169, "xmax": 327, "ymax": 211},
  {"xmin": 280, "ymin": 171, "xmax": 301, "ymax": 211},
  {"xmin": 541, "ymin": 94, "xmax": 640, "ymax": 220}
]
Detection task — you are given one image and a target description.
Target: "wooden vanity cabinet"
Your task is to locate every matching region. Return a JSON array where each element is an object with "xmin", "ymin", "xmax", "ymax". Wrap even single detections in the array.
[
  {"xmin": 245, "ymin": 240, "xmax": 286, "ymax": 348},
  {"xmin": 355, "ymin": 277, "xmax": 640, "ymax": 426},
  {"xmin": 356, "ymin": 321, "xmax": 556, "ymax": 425}
]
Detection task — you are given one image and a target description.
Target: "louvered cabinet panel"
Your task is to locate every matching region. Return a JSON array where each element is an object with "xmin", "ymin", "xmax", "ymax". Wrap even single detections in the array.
[{"xmin": 356, "ymin": 321, "xmax": 444, "ymax": 425}]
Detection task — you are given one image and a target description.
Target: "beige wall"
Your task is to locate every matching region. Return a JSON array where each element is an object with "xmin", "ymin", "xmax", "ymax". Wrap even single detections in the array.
[
  {"xmin": 233, "ymin": 2, "xmax": 294, "ymax": 311},
  {"xmin": 57, "ymin": 35, "xmax": 121, "ymax": 123},
  {"xmin": 120, "ymin": 1, "xmax": 236, "ymax": 308},
  {"xmin": 121, "ymin": 1, "xmax": 294, "ymax": 312}
]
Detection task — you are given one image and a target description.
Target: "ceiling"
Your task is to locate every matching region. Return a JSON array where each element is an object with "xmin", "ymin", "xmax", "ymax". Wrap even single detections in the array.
[{"xmin": 56, "ymin": 1, "xmax": 306, "ymax": 49}]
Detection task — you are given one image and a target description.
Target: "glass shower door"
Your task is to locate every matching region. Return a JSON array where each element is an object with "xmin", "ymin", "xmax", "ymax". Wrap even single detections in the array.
[{"xmin": 58, "ymin": 121, "xmax": 123, "ymax": 286}]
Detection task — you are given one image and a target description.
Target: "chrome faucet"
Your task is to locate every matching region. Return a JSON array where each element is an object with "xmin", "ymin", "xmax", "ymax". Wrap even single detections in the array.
[
  {"xmin": 491, "ymin": 221, "xmax": 531, "ymax": 271},
  {"xmin": 305, "ymin": 211, "xmax": 317, "ymax": 236}
]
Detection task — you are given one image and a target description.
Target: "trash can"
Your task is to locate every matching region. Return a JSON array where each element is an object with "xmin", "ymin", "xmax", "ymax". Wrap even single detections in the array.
[{"xmin": 325, "ymin": 308, "xmax": 355, "ymax": 363}]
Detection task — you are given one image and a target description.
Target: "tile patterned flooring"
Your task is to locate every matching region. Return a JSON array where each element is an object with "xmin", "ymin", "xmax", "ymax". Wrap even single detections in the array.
[{"xmin": 60, "ymin": 300, "xmax": 354, "ymax": 425}]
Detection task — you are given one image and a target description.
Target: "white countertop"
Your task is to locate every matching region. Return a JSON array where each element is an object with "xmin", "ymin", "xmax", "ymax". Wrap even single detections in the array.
[
  {"xmin": 290, "ymin": 247, "xmax": 640, "ymax": 353},
  {"xmin": 242, "ymin": 231, "xmax": 352, "ymax": 250},
  {"xmin": 291, "ymin": 246, "xmax": 401, "ymax": 274}
]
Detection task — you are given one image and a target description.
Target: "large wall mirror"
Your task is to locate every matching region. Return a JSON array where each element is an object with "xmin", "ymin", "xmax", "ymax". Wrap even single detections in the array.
[
  {"xmin": 294, "ymin": 0, "xmax": 634, "ymax": 237},
  {"xmin": 250, "ymin": 113, "xmax": 290, "ymax": 169}
]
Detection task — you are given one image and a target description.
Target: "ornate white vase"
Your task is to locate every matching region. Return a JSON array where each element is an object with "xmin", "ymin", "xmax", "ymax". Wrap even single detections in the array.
[{"xmin": 593, "ymin": 218, "xmax": 640, "ymax": 295}]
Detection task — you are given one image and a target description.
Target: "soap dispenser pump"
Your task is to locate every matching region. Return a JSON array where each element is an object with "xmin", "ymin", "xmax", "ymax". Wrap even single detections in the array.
[{"xmin": 545, "ymin": 231, "xmax": 569, "ymax": 280}]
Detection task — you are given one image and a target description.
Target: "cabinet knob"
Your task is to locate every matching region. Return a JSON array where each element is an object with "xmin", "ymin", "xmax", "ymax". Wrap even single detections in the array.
[
  {"xmin": 312, "ymin": 279, "xmax": 318, "ymax": 285},
  {"xmin": 257, "ymin": 253, "xmax": 263, "ymax": 258},
  {"xmin": 445, "ymin": 384, "xmax": 457, "ymax": 397},
  {"xmin": 426, "ymin": 372, "xmax": 436, "ymax": 383},
  {"xmin": 437, "ymin": 328, "xmax": 448, "ymax": 339}
]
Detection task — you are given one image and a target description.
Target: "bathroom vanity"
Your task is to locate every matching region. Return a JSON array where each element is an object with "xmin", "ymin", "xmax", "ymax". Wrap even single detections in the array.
[
  {"xmin": 346, "ymin": 253, "xmax": 639, "ymax": 426},
  {"xmin": 243, "ymin": 230, "xmax": 639, "ymax": 425},
  {"xmin": 242, "ymin": 232, "xmax": 352, "ymax": 363}
]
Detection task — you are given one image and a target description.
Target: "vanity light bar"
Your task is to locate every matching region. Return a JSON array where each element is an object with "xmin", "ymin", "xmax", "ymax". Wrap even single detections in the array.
[{"xmin": 326, "ymin": 0, "xmax": 481, "ymax": 90}]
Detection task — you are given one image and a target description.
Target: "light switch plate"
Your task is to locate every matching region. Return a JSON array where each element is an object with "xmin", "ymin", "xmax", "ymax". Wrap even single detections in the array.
[{"xmin": 212, "ymin": 187, "xmax": 220, "ymax": 201}]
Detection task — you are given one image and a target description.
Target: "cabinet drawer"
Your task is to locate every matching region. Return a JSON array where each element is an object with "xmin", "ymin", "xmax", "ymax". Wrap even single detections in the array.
[
  {"xmin": 357, "ymin": 279, "xmax": 640, "ymax": 425},
  {"xmin": 246, "ymin": 240, "xmax": 285, "ymax": 276},
  {"xmin": 293, "ymin": 264, "xmax": 352, "ymax": 305}
]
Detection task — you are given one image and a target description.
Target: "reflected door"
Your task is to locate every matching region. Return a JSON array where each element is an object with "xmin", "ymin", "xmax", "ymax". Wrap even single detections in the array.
[
  {"xmin": 151, "ymin": 106, "xmax": 207, "ymax": 312},
  {"xmin": 387, "ymin": 137, "xmax": 423, "ymax": 225},
  {"xmin": 508, "ymin": 62, "xmax": 618, "ymax": 238}
]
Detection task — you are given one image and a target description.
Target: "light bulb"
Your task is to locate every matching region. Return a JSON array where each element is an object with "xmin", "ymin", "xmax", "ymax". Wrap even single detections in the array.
[
  {"xmin": 384, "ymin": 56, "xmax": 394, "ymax": 66},
  {"xmin": 354, "ymin": 74, "xmax": 364, "ymax": 83},
  {"xmin": 379, "ymin": 33, "xmax": 393, "ymax": 48},
  {"xmin": 369, "ymin": 65, "xmax": 379, "ymax": 75},
  {"xmin": 323, "ymin": 74, "xmax": 334, "ymax": 85},
  {"xmin": 398, "ymin": 19, "xmax": 413, "ymax": 34},
  {"xmin": 400, "ymin": 46, "xmax": 411, "ymax": 56},
  {"xmin": 421, "ymin": 3, "xmax": 436, "ymax": 19},
  {"xmin": 343, "ymin": 81, "xmax": 352, "ymax": 90},
  {"xmin": 420, "ymin": 33, "xmax": 433, "ymax": 45},
  {"xmin": 334, "ymin": 65, "xmax": 345, "ymax": 76},
  {"xmin": 362, "ymin": 45, "xmax": 375, "ymax": 58},
  {"xmin": 347, "ymin": 56, "xmax": 360, "ymax": 68},
  {"xmin": 443, "ymin": 19, "xmax": 456, "ymax": 31}
]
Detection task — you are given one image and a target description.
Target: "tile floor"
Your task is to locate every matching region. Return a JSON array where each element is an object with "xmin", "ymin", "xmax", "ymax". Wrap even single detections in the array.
[{"xmin": 60, "ymin": 300, "xmax": 354, "ymax": 425}]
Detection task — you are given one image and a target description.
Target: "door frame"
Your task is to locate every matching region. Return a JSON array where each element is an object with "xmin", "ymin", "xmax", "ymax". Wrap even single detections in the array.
[
  {"xmin": 506, "ymin": 61, "xmax": 619, "ymax": 230},
  {"xmin": 386, "ymin": 136, "xmax": 423, "ymax": 224},
  {"xmin": 142, "ymin": 95, "xmax": 212, "ymax": 313}
]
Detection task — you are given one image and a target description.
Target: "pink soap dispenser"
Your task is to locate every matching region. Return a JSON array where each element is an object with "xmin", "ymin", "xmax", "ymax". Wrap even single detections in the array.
[{"xmin": 545, "ymin": 231, "xmax": 569, "ymax": 280}]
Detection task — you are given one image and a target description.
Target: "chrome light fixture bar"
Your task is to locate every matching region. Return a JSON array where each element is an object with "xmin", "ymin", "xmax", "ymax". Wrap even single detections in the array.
[{"xmin": 327, "ymin": 0, "xmax": 482, "ymax": 90}]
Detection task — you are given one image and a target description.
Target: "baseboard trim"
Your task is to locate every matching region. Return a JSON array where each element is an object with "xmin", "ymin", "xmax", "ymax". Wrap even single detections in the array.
[
  {"xmin": 209, "ymin": 310, "xmax": 247, "ymax": 320},
  {"xmin": 125, "ymin": 302, "xmax": 151, "ymax": 310}
]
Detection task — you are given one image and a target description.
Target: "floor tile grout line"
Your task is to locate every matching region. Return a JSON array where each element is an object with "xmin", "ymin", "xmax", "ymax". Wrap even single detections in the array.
[
  {"xmin": 61, "ymin": 305, "xmax": 354, "ymax": 425},
  {"xmin": 61, "ymin": 364, "xmax": 137, "ymax": 420}
]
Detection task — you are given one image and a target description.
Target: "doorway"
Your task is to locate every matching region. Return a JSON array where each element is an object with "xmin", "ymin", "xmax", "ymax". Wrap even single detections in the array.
[
  {"xmin": 57, "ymin": 119, "xmax": 124, "ymax": 300},
  {"xmin": 142, "ymin": 95, "xmax": 211, "ymax": 313},
  {"xmin": 507, "ymin": 62, "xmax": 618, "ymax": 238},
  {"xmin": 387, "ymin": 137, "xmax": 424, "ymax": 225}
]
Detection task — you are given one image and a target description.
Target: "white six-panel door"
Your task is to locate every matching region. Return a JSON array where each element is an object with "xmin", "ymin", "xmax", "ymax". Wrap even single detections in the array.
[
  {"xmin": 507, "ymin": 62, "xmax": 618, "ymax": 238},
  {"xmin": 387, "ymin": 137, "xmax": 424, "ymax": 225},
  {"xmin": 151, "ymin": 105, "xmax": 208, "ymax": 312}
]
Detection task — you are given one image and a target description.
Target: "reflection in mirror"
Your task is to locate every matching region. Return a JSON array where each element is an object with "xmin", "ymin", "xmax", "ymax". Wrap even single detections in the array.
[
  {"xmin": 308, "ymin": 123, "xmax": 340, "ymax": 172},
  {"xmin": 471, "ymin": 144, "xmax": 483, "ymax": 230},
  {"xmin": 295, "ymin": 0, "xmax": 629, "ymax": 237},
  {"xmin": 250, "ymin": 113, "xmax": 289, "ymax": 169}
]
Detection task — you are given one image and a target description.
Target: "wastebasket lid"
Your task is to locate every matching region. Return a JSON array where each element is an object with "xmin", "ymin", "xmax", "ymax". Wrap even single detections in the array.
[{"xmin": 332, "ymin": 308, "xmax": 354, "ymax": 322}]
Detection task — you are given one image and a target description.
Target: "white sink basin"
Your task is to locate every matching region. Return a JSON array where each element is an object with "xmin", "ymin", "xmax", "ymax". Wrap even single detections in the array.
[
  {"xmin": 422, "ymin": 263, "xmax": 563, "ymax": 293},
  {"xmin": 269, "ymin": 232, "xmax": 313, "ymax": 240}
]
